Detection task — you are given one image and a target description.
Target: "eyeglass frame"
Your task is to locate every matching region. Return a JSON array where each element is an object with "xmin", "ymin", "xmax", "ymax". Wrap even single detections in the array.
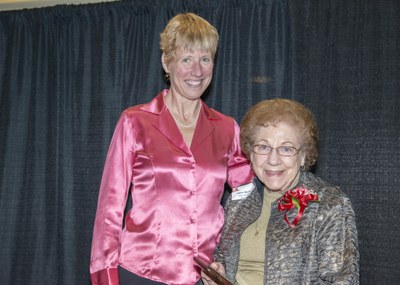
[{"xmin": 251, "ymin": 144, "xmax": 303, "ymax": 157}]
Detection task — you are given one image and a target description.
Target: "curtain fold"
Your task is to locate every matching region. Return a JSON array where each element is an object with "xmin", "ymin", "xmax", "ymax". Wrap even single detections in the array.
[{"xmin": 0, "ymin": 0, "xmax": 399, "ymax": 284}]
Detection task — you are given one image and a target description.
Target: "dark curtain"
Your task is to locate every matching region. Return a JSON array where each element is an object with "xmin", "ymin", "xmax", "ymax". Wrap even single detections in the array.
[
  {"xmin": 0, "ymin": 0, "xmax": 398, "ymax": 284},
  {"xmin": 291, "ymin": 2, "xmax": 400, "ymax": 284}
]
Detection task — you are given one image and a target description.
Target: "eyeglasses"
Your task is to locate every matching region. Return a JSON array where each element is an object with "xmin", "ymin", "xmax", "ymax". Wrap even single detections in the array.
[{"xmin": 252, "ymin": 144, "xmax": 302, "ymax": 157}]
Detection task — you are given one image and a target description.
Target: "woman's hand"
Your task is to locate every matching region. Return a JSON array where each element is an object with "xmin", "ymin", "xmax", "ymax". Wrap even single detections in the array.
[{"xmin": 201, "ymin": 262, "xmax": 227, "ymax": 285}]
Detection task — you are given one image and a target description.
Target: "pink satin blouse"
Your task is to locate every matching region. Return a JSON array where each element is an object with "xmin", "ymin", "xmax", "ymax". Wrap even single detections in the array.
[{"xmin": 90, "ymin": 90, "xmax": 253, "ymax": 285}]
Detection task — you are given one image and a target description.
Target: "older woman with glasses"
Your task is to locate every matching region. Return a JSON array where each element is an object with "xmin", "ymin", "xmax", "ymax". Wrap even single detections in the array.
[{"xmin": 202, "ymin": 99, "xmax": 359, "ymax": 285}]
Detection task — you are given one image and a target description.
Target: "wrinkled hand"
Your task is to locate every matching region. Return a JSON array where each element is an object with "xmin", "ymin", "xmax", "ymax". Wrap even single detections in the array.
[{"xmin": 201, "ymin": 262, "xmax": 226, "ymax": 285}]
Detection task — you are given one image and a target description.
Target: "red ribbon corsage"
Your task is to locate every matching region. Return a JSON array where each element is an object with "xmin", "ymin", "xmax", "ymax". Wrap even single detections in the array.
[{"xmin": 278, "ymin": 185, "xmax": 319, "ymax": 228}]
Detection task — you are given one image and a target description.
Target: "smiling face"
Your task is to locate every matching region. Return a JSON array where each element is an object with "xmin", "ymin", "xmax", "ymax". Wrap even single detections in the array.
[
  {"xmin": 250, "ymin": 122, "xmax": 306, "ymax": 194},
  {"xmin": 162, "ymin": 49, "xmax": 214, "ymax": 101}
]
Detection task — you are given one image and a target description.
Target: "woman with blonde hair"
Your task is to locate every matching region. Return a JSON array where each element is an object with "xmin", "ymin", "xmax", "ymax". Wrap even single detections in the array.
[{"xmin": 90, "ymin": 13, "xmax": 253, "ymax": 285}]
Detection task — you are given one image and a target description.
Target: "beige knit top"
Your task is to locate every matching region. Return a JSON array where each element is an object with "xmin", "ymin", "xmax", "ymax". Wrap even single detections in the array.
[{"xmin": 235, "ymin": 190, "xmax": 282, "ymax": 285}]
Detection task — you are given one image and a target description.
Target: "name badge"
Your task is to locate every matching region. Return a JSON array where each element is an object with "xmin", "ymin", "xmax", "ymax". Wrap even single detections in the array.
[{"xmin": 232, "ymin": 183, "xmax": 254, "ymax": 201}]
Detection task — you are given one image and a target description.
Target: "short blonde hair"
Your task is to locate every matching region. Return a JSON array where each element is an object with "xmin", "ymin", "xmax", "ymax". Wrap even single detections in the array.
[
  {"xmin": 240, "ymin": 99, "xmax": 318, "ymax": 171},
  {"xmin": 160, "ymin": 13, "xmax": 219, "ymax": 65}
]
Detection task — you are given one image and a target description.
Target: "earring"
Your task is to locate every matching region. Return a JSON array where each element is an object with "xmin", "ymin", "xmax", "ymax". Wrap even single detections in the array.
[
  {"xmin": 164, "ymin": 73, "xmax": 170, "ymax": 82},
  {"xmin": 300, "ymin": 165, "xmax": 306, "ymax": 172}
]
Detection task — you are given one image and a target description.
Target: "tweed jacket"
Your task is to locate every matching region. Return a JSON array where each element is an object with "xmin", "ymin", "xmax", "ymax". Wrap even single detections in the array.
[{"xmin": 214, "ymin": 172, "xmax": 359, "ymax": 284}]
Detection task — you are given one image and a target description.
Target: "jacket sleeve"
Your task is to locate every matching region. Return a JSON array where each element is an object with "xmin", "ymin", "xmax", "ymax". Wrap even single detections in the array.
[
  {"xmin": 317, "ymin": 192, "xmax": 360, "ymax": 284},
  {"xmin": 90, "ymin": 112, "xmax": 135, "ymax": 284},
  {"xmin": 226, "ymin": 120, "xmax": 254, "ymax": 188}
]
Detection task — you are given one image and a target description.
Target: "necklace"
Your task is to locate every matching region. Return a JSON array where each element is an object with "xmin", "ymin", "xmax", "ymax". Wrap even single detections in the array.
[{"xmin": 169, "ymin": 104, "xmax": 201, "ymax": 128}]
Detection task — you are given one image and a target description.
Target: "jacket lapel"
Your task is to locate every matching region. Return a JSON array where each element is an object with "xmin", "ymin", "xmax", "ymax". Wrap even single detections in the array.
[
  {"xmin": 140, "ymin": 91, "xmax": 221, "ymax": 155},
  {"xmin": 190, "ymin": 101, "xmax": 218, "ymax": 152},
  {"xmin": 140, "ymin": 91, "xmax": 191, "ymax": 155}
]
